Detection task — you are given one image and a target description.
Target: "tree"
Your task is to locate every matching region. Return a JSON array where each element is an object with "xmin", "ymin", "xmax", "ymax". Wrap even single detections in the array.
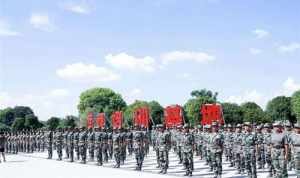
[
  {"xmin": 148, "ymin": 101, "xmax": 164, "ymax": 125},
  {"xmin": 241, "ymin": 102, "xmax": 266, "ymax": 123},
  {"xmin": 46, "ymin": 117, "xmax": 61, "ymax": 130},
  {"xmin": 61, "ymin": 115, "xmax": 78, "ymax": 128},
  {"xmin": 184, "ymin": 89, "xmax": 218, "ymax": 126},
  {"xmin": 292, "ymin": 90, "xmax": 300, "ymax": 122},
  {"xmin": 266, "ymin": 96, "xmax": 295, "ymax": 124},
  {"xmin": 13, "ymin": 106, "xmax": 34, "ymax": 118},
  {"xmin": 0, "ymin": 107, "xmax": 15, "ymax": 126},
  {"xmin": 78, "ymin": 88, "xmax": 127, "ymax": 126},
  {"xmin": 12, "ymin": 118, "xmax": 26, "ymax": 131},
  {"xmin": 221, "ymin": 103, "xmax": 243, "ymax": 124},
  {"xmin": 0, "ymin": 123, "xmax": 10, "ymax": 131},
  {"xmin": 191, "ymin": 89, "xmax": 218, "ymax": 101},
  {"xmin": 24, "ymin": 114, "xmax": 43, "ymax": 129}
]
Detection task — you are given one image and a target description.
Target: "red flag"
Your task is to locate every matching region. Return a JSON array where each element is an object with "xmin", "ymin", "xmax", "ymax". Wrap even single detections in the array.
[
  {"xmin": 112, "ymin": 111, "xmax": 123, "ymax": 129},
  {"xmin": 164, "ymin": 105, "xmax": 183, "ymax": 128},
  {"xmin": 201, "ymin": 104, "xmax": 224, "ymax": 125},
  {"xmin": 87, "ymin": 112, "xmax": 94, "ymax": 129},
  {"xmin": 96, "ymin": 113, "xmax": 106, "ymax": 129}
]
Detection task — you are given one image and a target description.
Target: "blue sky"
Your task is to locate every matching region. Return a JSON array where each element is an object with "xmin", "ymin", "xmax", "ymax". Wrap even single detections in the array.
[{"xmin": 0, "ymin": 0, "xmax": 300, "ymax": 120}]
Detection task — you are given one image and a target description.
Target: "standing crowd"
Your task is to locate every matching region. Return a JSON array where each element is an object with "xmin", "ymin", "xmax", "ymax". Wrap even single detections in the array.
[{"xmin": 1, "ymin": 121, "xmax": 300, "ymax": 178}]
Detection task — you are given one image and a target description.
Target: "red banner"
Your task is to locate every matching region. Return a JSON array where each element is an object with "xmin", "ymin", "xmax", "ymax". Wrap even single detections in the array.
[
  {"xmin": 133, "ymin": 107, "xmax": 150, "ymax": 128},
  {"xmin": 164, "ymin": 105, "xmax": 183, "ymax": 128},
  {"xmin": 201, "ymin": 104, "xmax": 224, "ymax": 126},
  {"xmin": 112, "ymin": 111, "xmax": 123, "ymax": 129},
  {"xmin": 87, "ymin": 112, "xmax": 94, "ymax": 129},
  {"xmin": 96, "ymin": 113, "xmax": 106, "ymax": 129}
]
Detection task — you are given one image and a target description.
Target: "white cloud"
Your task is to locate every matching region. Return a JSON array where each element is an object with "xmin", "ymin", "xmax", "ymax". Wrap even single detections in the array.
[
  {"xmin": 30, "ymin": 13, "xmax": 55, "ymax": 32},
  {"xmin": 249, "ymin": 48, "xmax": 262, "ymax": 55},
  {"xmin": 0, "ymin": 90, "xmax": 77, "ymax": 120},
  {"xmin": 278, "ymin": 42, "xmax": 300, "ymax": 53},
  {"xmin": 282, "ymin": 77, "xmax": 300, "ymax": 96},
  {"xmin": 124, "ymin": 88, "xmax": 143, "ymax": 104},
  {"xmin": 61, "ymin": 2, "xmax": 91, "ymax": 14},
  {"xmin": 56, "ymin": 62, "xmax": 120, "ymax": 82},
  {"xmin": 226, "ymin": 90, "xmax": 265, "ymax": 106},
  {"xmin": 252, "ymin": 29, "xmax": 270, "ymax": 39},
  {"xmin": 49, "ymin": 89, "xmax": 70, "ymax": 97},
  {"xmin": 105, "ymin": 53, "xmax": 156, "ymax": 72},
  {"xmin": 0, "ymin": 19, "xmax": 21, "ymax": 36},
  {"xmin": 161, "ymin": 51, "xmax": 215, "ymax": 65}
]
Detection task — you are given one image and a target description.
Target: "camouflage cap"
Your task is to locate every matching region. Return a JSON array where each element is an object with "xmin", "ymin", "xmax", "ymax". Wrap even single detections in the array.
[
  {"xmin": 256, "ymin": 125, "xmax": 263, "ymax": 130},
  {"xmin": 243, "ymin": 122, "xmax": 251, "ymax": 126},
  {"xmin": 273, "ymin": 121, "xmax": 283, "ymax": 127},
  {"xmin": 183, "ymin": 124, "xmax": 190, "ymax": 129},
  {"xmin": 156, "ymin": 124, "xmax": 163, "ymax": 128},
  {"xmin": 236, "ymin": 124, "xmax": 242, "ymax": 128},
  {"xmin": 294, "ymin": 123, "xmax": 300, "ymax": 128},
  {"xmin": 227, "ymin": 124, "xmax": 232, "ymax": 128},
  {"xmin": 197, "ymin": 125, "xmax": 202, "ymax": 129},
  {"xmin": 263, "ymin": 123, "xmax": 272, "ymax": 128},
  {"xmin": 212, "ymin": 121, "xmax": 219, "ymax": 127},
  {"xmin": 204, "ymin": 124, "xmax": 211, "ymax": 129}
]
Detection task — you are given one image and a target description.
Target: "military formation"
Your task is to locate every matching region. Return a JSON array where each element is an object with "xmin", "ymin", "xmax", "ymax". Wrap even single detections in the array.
[{"xmin": 2, "ymin": 121, "xmax": 300, "ymax": 178}]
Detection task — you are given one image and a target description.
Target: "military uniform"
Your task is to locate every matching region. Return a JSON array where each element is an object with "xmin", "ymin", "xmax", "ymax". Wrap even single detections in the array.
[
  {"xmin": 113, "ymin": 130, "xmax": 121, "ymax": 168},
  {"xmin": 55, "ymin": 130, "xmax": 63, "ymax": 161},
  {"xmin": 46, "ymin": 130, "xmax": 53, "ymax": 159},
  {"xmin": 79, "ymin": 128, "xmax": 88, "ymax": 164},
  {"xmin": 182, "ymin": 125, "xmax": 194, "ymax": 176},
  {"xmin": 67, "ymin": 130, "xmax": 75, "ymax": 162},
  {"xmin": 291, "ymin": 123, "xmax": 300, "ymax": 177},
  {"xmin": 133, "ymin": 128, "xmax": 145, "ymax": 170},
  {"xmin": 157, "ymin": 125, "xmax": 169, "ymax": 174},
  {"xmin": 95, "ymin": 128, "xmax": 104, "ymax": 166},
  {"xmin": 87, "ymin": 129, "xmax": 95, "ymax": 161}
]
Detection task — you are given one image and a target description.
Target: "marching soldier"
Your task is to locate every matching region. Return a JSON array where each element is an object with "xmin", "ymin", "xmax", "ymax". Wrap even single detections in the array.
[
  {"xmin": 74, "ymin": 127, "xmax": 80, "ymax": 160},
  {"xmin": 79, "ymin": 127, "xmax": 88, "ymax": 164},
  {"xmin": 133, "ymin": 125, "xmax": 145, "ymax": 171},
  {"xmin": 291, "ymin": 123, "xmax": 300, "ymax": 178},
  {"xmin": 67, "ymin": 127, "xmax": 75, "ymax": 162},
  {"xmin": 113, "ymin": 128, "xmax": 121, "ymax": 168},
  {"xmin": 182, "ymin": 124, "xmax": 194, "ymax": 177},
  {"xmin": 95, "ymin": 127, "xmax": 104, "ymax": 166},
  {"xmin": 243, "ymin": 122, "xmax": 257, "ymax": 178},
  {"xmin": 56, "ymin": 128, "xmax": 63, "ymax": 161},
  {"xmin": 270, "ymin": 121, "xmax": 289, "ymax": 178},
  {"xmin": 264, "ymin": 123, "xmax": 273, "ymax": 174},
  {"xmin": 46, "ymin": 128, "xmax": 53, "ymax": 159},
  {"xmin": 157, "ymin": 124, "xmax": 169, "ymax": 174},
  {"xmin": 87, "ymin": 128, "xmax": 95, "ymax": 161},
  {"xmin": 234, "ymin": 124, "xmax": 244, "ymax": 174},
  {"xmin": 256, "ymin": 125, "xmax": 265, "ymax": 169},
  {"xmin": 63, "ymin": 128, "xmax": 70, "ymax": 159}
]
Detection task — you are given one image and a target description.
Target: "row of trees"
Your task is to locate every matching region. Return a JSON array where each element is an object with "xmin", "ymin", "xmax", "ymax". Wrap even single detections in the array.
[
  {"xmin": 1, "ymin": 88, "xmax": 300, "ymax": 130},
  {"xmin": 78, "ymin": 88, "xmax": 300, "ymax": 127}
]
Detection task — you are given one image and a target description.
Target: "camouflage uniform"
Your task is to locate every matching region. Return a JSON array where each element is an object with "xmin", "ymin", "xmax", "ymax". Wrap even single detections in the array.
[
  {"xmin": 113, "ymin": 129, "xmax": 121, "ymax": 168},
  {"xmin": 67, "ymin": 129, "xmax": 74, "ymax": 162},
  {"xmin": 290, "ymin": 123, "xmax": 300, "ymax": 177},
  {"xmin": 79, "ymin": 128, "xmax": 88, "ymax": 164},
  {"xmin": 87, "ymin": 129, "xmax": 95, "ymax": 161},
  {"xmin": 46, "ymin": 130, "xmax": 53, "ymax": 159},
  {"xmin": 233, "ymin": 124, "xmax": 244, "ymax": 174},
  {"xmin": 55, "ymin": 130, "xmax": 63, "ymax": 161},
  {"xmin": 270, "ymin": 122, "xmax": 288, "ymax": 178},
  {"xmin": 133, "ymin": 128, "xmax": 145, "ymax": 171},
  {"xmin": 95, "ymin": 128, "xmax": 104, "ymax": 166},
  {"xmin": 157, "ymin": 125, "xmax": 169, "ymax": 174},
  {"xmin": 182, "ymin": 125, "xmax": 194, "ymax": 176},
  {"xmin": 256, "ymin": 125, "xmax": 265, "ymax": 169}
]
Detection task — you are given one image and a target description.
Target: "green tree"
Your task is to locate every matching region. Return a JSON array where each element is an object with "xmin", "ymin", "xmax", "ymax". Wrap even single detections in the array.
[
  {"xmin": 61, "ymin": 115, "xmax": 78, "ymax": 128},
  {"xmin": 78, "ymin": 88, "xmax": 127, "ymax": 126},
  {"xmin": 0, "ymin": 122, "xmax": 11, "ymax": 131},
  {"xmin": 292, "ymin": 90, "xmax": 300, "ymax": 122},
  {"xmin": 13, "ymin": 106, "xmax": 34, "ymax": 118},
  {"xmin": 148, "ymin": 101, "xmax": 164, "ymax": 125},
  {"xmin": 0, "ymin": 107, "xmax": 15, "ymax": 126},
  {"xmin": 221, "ymin": 103, "xmax": 243, "ymax": 124},
  {"xmin": 46, "ymin": 117, "xmax": 61, "ymax": 130},
  {"xmin": 184, "ymin": 89, "xmax": 218, "ymax": 126},
  {"xmin": 24, "ymin": 114, "xmax": 43, "ymax": 129},
  {"xmin": 12, "ymin": 118, "xmax": 26, "ymax": 131},
  {"xmin": 266, "ymin": 96, "xmax": 295, "ymax": 123},
  {"xmin": 241, "ymin": 102, "xmax": 266, "ymax": 123}
]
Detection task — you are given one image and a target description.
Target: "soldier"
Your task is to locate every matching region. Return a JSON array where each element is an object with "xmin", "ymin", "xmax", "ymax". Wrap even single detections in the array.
[
  {"xmin": 0, "ymin": 131, "xmax": 6, "ymax": 163},
  {"xmin": 209, "ymin": 122, "xmax": 224, "ymax": 178},
  {"xmin": 79, "ymin": 127, "xmax": 88, "ymax": 164},
  {"xmin": 256, "ymin": 125, "xmax": 265, "ymax": 169},
  {"xmin": 63, "ymin": 128, "xmax": 70, "ymax": 159},
  {"xmin": 285, "ymin": 122, "xmax": 294, "ymax": 171},
  {"xmin": 87, "ymin": 128, "xmax": 95, "ymax": 161},
  {"xmin": 233, "ymin": 124, "xmax": 244, "ymax": 174},
  {"xmin": 175, "ymin": 125, "xmax": 183, "ymax": 164},
  {"xmin": 102, "ymin": 128, "xmax": 109, "ymax": 163},
  {"xmin": 202, "ymin": 125, "xmax": 211, "ymax": 166},
  {"xmin": 95, "ymin": 127, "xmax": 104, "ymax": 166},
  {"xmin": 113, "ymin": 128, "xmax": 121, "ymax": 168},
  {"xmin": 242, "ymin": 122, "xmax": 257, "ymax": 178},
  {"xmin": 108, "ymin": 130, "xmax": 113, "ymax": 159},
  {"xmin": 264, "ymin": 123, "xmax": 273, "ymax": 173},
  {"xmin": 195, "ymin": 125, "xmax": 203, "ymax": 160},
  {"xmin": 67, "ymin": 127, "xmax": 75, "ymax": 162},
  {"xmin": 133, "ymin": 125, "xmax": 145, "ymax": 171},
  {"xmin": 46, "ymin": 128, "xmax": 53, "ymax": 159},
  {"xmin": 55, "ymin": 128, "xmax": 63, "ymax": 161},
  {"xmin": 126, "ymin": 128, "xmax": 134, "ymax": 156},
  {"xmin": 182, "ymin": 124, "xmax": 194, "ymax": 177},
  {"xmin": 153, "ymin": 126, "xmax": 160, "ymax": 168},
  {"xmin": 224, "ymin": 124, "xmax": 234, "ymax": 167},
  {"xmin": 120, "ymin": 128, "xmax": 127, "ymax": 165},
  {"xmin": 157, "ymin": 124, "xmax": 169, "ymax": 174},
  {"xmin": 74, "ymin": 128, "xmax": 80, "ymax": 160},
  {"xmin": 291, "ymin": 123, "xmax": 300, "ymax": 178},
  {"xmin": 270, "ymin": 121, "xmax": 288, "ymax": 178}
]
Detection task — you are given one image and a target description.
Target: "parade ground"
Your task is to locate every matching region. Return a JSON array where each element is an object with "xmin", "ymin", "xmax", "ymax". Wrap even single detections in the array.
[{"xmin": 0, "ymin": 149, "xmax": 297, "ymax": 178}]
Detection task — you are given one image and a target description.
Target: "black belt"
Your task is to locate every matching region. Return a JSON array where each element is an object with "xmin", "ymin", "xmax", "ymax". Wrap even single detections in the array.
[{"xmin": 273, "ymin": 145, "xmax": 284, "ymax": 149}]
